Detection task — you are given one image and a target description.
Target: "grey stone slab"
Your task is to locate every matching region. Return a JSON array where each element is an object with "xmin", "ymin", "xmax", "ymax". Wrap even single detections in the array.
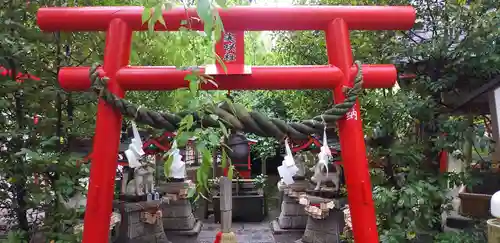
[
  {"xmin": 197, "ymin": 239, "xmax": 214, "ymax": 243},
  {"xmin": 197, "ymin": 230, "xmax": 219, "ymax": 239},
  {"xmin": 165, "ymin": 220, "xmax": 203, "ymax": 236},
  {"xmin": 271, "ymin": 219, "xmax": 305, "ymax": 234},
  {"xmin": 193, "ymin": 226, "xmax": 276, "ymax": 243},
  {"xmin": 242, "ymin": 222, "xmax": 273, "ymax": 230},
  {"xmin": 274, "ymin": 233, "xmax": 303, "ymax": 243}
]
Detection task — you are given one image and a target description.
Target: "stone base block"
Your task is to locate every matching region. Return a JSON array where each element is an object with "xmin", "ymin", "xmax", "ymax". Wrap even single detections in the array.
[
  {"xmin": 271, "ymin": 219, "xmax": 305, "ymax": 235},
  {"xmin": 300, "ymin": 209, "xmax": 344, "ymax": 243},
  {"xmin": 131, "ymin": 230, "xmax": 171, "ymax": 243},
  {"xmin": 113, "ymin": 200, "xmax": 170, "ymax": 243},
  {"xmin": 278, "ymin": 215, "xmax": 308, "ymax": 229},
  {"xmin": 163, "ymin": 214, "xmax": 197, "ymax": 230},
  {"xmin": 161, "ymin": 198, "xmax": 201, "ymax": 233},
  {"xmin": 281, "ymin": 197, "xmax": 307, "ymax": 216},
  {"xmin": 162, "ymin": 199, "xmax": 193, "ymax": 218},
  {"xmin": 277, "ymin": 194, "xmax": 308, "ymax": 229},
  {"xmin": 164, "ymin": 220, "xmax": 202, "ymax": 236}
]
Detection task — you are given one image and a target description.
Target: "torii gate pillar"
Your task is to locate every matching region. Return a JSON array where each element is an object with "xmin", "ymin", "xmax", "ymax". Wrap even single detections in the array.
[
  {"xmin": 86, "ymin": 18, "xmax": 132, "ymax": 241},
  {"xmin": 327, "ymin": 19, "xmax": 378, "ymax": 241}
]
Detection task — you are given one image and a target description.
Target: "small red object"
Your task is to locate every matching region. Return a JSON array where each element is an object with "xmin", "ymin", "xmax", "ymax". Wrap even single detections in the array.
[
  {"xmin": 214, "ymin": 231, "xmax": 222, "ymax": 243},
  {"xmin": 33, "ymin": 114, "xmax": 39, "ymax": 125}
]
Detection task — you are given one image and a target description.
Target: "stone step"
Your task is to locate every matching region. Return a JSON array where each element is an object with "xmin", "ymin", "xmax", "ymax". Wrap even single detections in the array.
[
  {"xmin": 270, "ymin": 219, "xmax": 305, "ymax": 235},
  {"xmin": 445, "ymin": 213, "xmax": 474, "ymax": 229}
]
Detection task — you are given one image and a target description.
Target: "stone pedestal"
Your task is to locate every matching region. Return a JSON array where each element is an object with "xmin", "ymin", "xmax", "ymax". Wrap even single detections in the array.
[
  {"xmin": 157, "ymin": 181, "xmax": 202, "ymax": 236},
  {"xmin": 272, "ymin": 194, "xmax": 308, "ymax": 233},
  {"xmin": 113, "ymin": 200, "xmax": 170, "ymax": 243},
  {"xmin": 295, "ymin": 196, "xmax": 347, "ymax": 243},
  {"xmin": 297, "ymin": 209, "xmax": 345, "ymax": 243},
  {"xmin": 161, "ymin": 198, "xmax": 202, "ymax": 235},
  {"xmin": 272, "ymin": 180, "xmax": 309, "ymax": 234}
]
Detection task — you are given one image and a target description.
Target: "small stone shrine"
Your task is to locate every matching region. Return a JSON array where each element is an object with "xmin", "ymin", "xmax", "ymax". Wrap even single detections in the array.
[
  {"xmin": 113, "ymin": 200, "xmax": 170, "ymax": 243},
  {"xmin": 156, "ymin": 180, "xmax": 202, "ymax": 235}
]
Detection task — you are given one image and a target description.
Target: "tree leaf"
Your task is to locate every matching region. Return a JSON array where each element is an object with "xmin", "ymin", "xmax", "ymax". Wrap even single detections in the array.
[
  {"xmin": 141, "ymin": 8, "xmax": 151, "ymax": 24},
  {"xmin": 40, "ymin": 136, "xmax": 59, "ymax": 147},
  {"xmin": 218, "ymin": 120, "xmax": 228, "ymax": 137},
  {"xmin": 227, "ymin": 165, "xmax": 234, "ymax": 180},
  {"xmin": 215, "ymin": 0, "xmax": 227, "ymax": 8},
  {"xmin": 214, "ymin": 53, "xmax": 228, "ymax": 74},
  {"xmin": 163, "ymin": 154, "xmax": 174, "ymax": 177},
  {"xmin": 148, "ymin": 17, "xmax": 155, "ymax": 34},
  {"xmin": 394, "ymin": 212, "xmax": 403, "ymax": 223},
  {"xmin": 187, "ymin": 187, "xmax": 196, "ymax": 198},
  {"xmin": 16, "ymin": 148, "xmax": 41, "ymax": 160},
  {"xmin": 189, "ymin": 80, "xmax": 199, "ymax": 94},
  {"xmin": 208, "ymin": 133, "xmax": 219, "ymax": 146},
  {"xmin": 154, "ymin": 4, "xmax": 166, "ymax": 27},
  {"xmin": 196, "ymin": 0, "xmax": 213, "ymax": 37},
  {"xmin": 221, "ymin": 148, "xmax": 227, "ymax": 170},
  {"xmin": 184, "ymin": 73, "xmax": 198, "ymax": 82},
  {"xmin": 176, "ymin": 132, "xmax": 191, "ymax": 147},
  {"xmin": 213, "ymin": 13, "xmax": 224, "ymax": 42},
  {"xmin": 209, "ymin": 114, "xmax": 219, "ymax": 121},
  {"xmin": 196, "ymin": 0, "xmax": 212, "ymax": 24}
]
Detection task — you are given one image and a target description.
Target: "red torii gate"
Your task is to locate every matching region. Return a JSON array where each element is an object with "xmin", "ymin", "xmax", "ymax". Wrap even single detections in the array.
[{"xmin": 36, "ymin": 5, "xmax": 415, "ymax": 243}]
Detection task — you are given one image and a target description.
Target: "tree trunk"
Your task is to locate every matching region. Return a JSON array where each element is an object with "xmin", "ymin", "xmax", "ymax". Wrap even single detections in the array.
[{"xmin": 14, "ymin": 183, "xmax": 29, "ymax": 233}]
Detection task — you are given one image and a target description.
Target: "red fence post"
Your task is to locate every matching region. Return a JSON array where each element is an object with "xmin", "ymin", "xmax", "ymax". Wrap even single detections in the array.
[
  {"xmin": 82, "ymin": 18, "xmax": 132, "ymax": 243},
  {"xmin": 326, "ymin": 18, "xmax": 379, "ymax": 243}
]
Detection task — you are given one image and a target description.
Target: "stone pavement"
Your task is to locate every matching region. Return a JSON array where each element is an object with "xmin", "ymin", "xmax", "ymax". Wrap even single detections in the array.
[
  {"xmin": 165, "ymin": 175, "xmax": 303, "ymax": 243},
  {"xmin": 166, "ymin": 221, "xmax": 303, "ymax": 243}
]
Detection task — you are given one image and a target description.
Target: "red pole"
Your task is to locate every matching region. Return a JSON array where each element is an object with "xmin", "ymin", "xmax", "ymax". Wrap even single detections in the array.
[
  {"xmin": 82, "ymin": 18, "xmax": 132, "ymax": 243},
  {"xmin": 37, "ymin": 6, "xmax": 416, "ymax": 32},
  {"xmin": 326, "ymin": 19, "xmax": 379, "ymax": 242},
  {"xmin": 57, "ymin": 64, "xmax": 396, "ymax": 91}
]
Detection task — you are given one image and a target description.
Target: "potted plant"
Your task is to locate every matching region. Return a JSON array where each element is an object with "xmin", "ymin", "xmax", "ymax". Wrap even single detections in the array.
[{"xmin": 253, "ymin": 174, "xmax": 268, "ymax": 195}]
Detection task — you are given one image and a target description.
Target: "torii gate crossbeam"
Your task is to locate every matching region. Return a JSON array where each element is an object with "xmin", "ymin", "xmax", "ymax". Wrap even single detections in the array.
[{"xmin": 36, "ymin": 6, "xmax": 415, "ymax": 243}]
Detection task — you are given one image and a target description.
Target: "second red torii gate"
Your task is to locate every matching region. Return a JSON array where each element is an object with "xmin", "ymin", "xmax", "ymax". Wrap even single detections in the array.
[{"xmin": 36, "ymin": 5, "xmax": 415, "ymax": 243}]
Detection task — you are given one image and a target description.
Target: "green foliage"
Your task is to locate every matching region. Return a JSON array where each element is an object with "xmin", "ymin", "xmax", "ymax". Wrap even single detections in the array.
[
  {"xmin": 134, "ymin": 0, "xmax": 236, "ymax": 201},
  {"xmin": 252, "ymin": 174, "xmax": 267, "ymax": 189}
]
